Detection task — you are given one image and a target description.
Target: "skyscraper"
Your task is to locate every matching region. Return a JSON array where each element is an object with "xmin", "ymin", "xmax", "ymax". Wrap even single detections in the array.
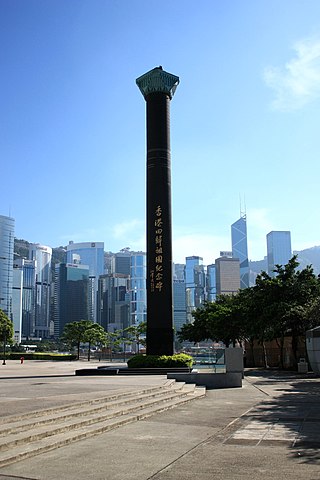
[
  {"xmin": 130, "ymin": 252, "xmax": 147, "ymax": 327},
  {"xmin": 173, "ymin": 279, "xmax": 187, "ymax": 336},
  {"xmin": 97, "ymin": 273, "xmax": 130, "ymax": 332},
  {"xmin": 231, "ymin": 214, "xmax": 249, "ymax": 288},
  {"xmin": 66, "ymin": 242, "xmax": 104, "ymax": 323},
  {"xmin": 12, "ymin": 266, "xmax": 23, "ymax": 343},
  {"xmin": 29, "ymin": 244, "xmax": 52, "ymax": 338},
  {"xmin": 267, "ymin": 231, "xmax": 292, "ymax": 276},
  {"xmin": 54, "ymin": 263, "xmax": 89, "ymax": 338},
  {"xmin": 206, "ymin": 264, "xmax": 217, "ymax": 302},
  {"xmin": 215, "ymin": 256, "xmax": 240, "ymax": 296},
  {"xmin": 112, "ymin": 250, "xmax": 131, "ymax": 275},
  {"xmin": 0, "ymin": 215, "xmax": 15, "ymax": 320},
  {"xmin": 185, "ymin": 256, "xmax": 205, "ymax": 323},
  {"xmin": 13, "ymin": 258, "xmax": 36, "ymax": 338}
]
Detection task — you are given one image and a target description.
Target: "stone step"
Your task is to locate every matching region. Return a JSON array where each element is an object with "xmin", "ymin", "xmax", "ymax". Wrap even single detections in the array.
[
  {"xmin": 0, "ymin": 383, "xmax": 186, "ymax": 437},
  {"xmin": 0, "ymin": 387, "xmax": 191, "ymax": 449},
  {"xmin": 0, "ymin": 383, "xmax": 205, "ymax": 467},
  {"xmin": 0, "ymin": 382, "xmax": 176, "ymax": 426}
]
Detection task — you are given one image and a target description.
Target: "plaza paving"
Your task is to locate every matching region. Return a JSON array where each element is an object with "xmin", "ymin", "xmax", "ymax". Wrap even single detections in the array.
[{"xmin": 0, "ymin": 360, "xmax": 319, "ymax": 479}]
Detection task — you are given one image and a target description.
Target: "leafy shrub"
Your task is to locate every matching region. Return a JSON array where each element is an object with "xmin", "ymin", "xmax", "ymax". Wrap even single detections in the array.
[
  {"xmin": 6, "ymin": 353, "xmax": 77, "ymax": 361},
  {"xmin": 127, "ymin": 353, "xmax": 193, "ymax": 368}
]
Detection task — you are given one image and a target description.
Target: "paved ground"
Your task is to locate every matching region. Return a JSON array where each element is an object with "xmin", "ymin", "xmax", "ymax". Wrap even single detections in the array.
[{"xmin": 0, "ymin": 361, "xmax": 319, "ymax": 480}]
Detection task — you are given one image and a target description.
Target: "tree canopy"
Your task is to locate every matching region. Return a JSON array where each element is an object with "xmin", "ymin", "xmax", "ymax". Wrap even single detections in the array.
[
  {"xmin": 61, "ymin": 320, "xmax": 106, "ymax": 360},
  {"xmin": 178, "ymin": 256, "xmax": 320, "ymax": 367},
  {"xmin": 0, "ymin": 309, "xmax": 14, "ymax": 344}
]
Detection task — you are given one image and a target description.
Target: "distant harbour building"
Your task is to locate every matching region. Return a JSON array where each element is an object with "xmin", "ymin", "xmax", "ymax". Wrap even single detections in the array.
[
  {"xmin": 112, "ymin": 249, "xmax": 131, "ymax": 276},
  {"xmin": 0, "ymin": 215, "xmax": 14, "ymax": 320},
  {"xmin": 54, "ymin": 263, "xmax": 89, "ymax": 338},
  {"xmin": 66, "ymin": 242, "xmax": 104, "ymax": 323},
  {"xmin": 29, "ymin": 244, "xmax": 52, "ymax": 338},
  {"xmin": 206, "ymin": 264, "xmax": 217, "ymax": 302},
  {"xmin": 231, "ymin": 214, "xmax": 249, "ymax": 289},
  {"xmin": 130, "ymin": 252, "xmax": 147, "ymax": 326},
  {"xmin": 185, "ymin": 256, "xmax": 205, "ymax": 323},
  {"xmin": 12, "ymin": 266, "xmax": 23, "ymax": 343},
  {"xmin": 173, "ymin": 263, "xmax": 185, "ymax": 281},
  {"xmin": 97, "ymin": 273, "xmax": 130, "ymax": 332},
  {"xmin": 173, "ymin": 279, "xmax": 187, "ymax": 336},
  {"xmin": 267, "ymin": 231, "xmax": 292, "ymax": 277},
  {"xmin": 215, "ymin": 256, "xmax": 240, "ymax": 296},
  {"xmin": 13, "ymin": 258, "xmax": 36, "ymax": 338}
]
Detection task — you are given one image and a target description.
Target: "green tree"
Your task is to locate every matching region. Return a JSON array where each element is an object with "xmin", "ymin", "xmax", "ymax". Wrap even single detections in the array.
[
  {"xmin": 178, "ymin": 257, "xmax": 320, "ymax": 369},
  {"xmin": 84, "ymin": 323, "xmax": 107, "ymax": 361},
  {"xmin": 0, "ymin": 309, "xmax": 14, "ymax": 365},
  {"xmin": 178, "ymin": 295, "xmax": 245, "ymax": 347},
  {"xmin": 61, "ymin": 320, "xmax": 94, "ymax": 360},
  {"xmin": 124, "ymin": 322, "xmax": 147, "ymax": 354}
]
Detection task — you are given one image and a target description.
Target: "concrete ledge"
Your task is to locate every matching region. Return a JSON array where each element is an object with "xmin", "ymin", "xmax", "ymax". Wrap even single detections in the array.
[{"xmin": 167, "ymin": 372, "xmax": 242, "ymax": 389}]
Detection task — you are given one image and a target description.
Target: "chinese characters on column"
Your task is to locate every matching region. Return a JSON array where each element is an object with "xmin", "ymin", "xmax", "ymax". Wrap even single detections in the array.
[{"xmin": 150, "ymin": 205, "xmax": 164, "ymax": 293}]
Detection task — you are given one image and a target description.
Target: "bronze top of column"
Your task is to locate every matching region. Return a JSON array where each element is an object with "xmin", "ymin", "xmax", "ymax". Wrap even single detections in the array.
[{"xmin": 136, "ymin": 66, "xmax": 179, "ymax": 100}]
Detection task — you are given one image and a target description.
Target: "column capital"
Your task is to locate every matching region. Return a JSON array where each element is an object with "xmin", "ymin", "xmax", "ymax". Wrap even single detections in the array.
[{"xmin": 136, "ymin": 66, "xmax": 179, "ymax": 100}]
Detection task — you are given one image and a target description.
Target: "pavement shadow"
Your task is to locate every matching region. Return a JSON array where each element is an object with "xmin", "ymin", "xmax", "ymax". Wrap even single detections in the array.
[{"xmin": 245, "ymin": 370, "xmax": 320, "ymax": 464}]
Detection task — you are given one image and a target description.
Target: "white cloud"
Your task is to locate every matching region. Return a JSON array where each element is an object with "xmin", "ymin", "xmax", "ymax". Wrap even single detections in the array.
[{"xmin": 263, "ymin": 37, "xmax": 320, "ymax": 111}]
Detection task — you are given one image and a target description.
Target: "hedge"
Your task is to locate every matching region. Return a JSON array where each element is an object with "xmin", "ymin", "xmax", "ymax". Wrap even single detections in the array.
[
  {"xmin": 127, "ymin": 353, "xmax": 193, "ymax": 368},
  {"xmin": 4, "ymin": 353, "xmax": 77, "ymax": 361}
]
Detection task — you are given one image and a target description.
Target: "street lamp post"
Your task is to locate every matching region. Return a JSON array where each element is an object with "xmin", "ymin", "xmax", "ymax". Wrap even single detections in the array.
[{"xmin": 2, "ymin": 330, "xmax": 6, "ymax": 365}]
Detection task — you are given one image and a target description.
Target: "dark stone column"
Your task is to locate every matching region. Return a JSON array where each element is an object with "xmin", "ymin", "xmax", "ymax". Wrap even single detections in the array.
[{"xmin": 136, "ymin": 67, "xmax": 179, "ymax": 356}]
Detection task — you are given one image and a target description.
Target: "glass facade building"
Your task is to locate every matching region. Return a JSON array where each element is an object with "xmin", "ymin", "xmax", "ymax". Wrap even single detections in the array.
[
  {"xmin": 185, "ymin": 256, "xmax": 205, "ymax": 323},
  {"xmin": 206, "ymin": 264, "xmax": 217, "ymax": 302},
  {"xmin": 231, "ymin": 214, "xmax": 249, "ymax": 289},
  {"xmin": 97, "ymin": 274, "xmax": 130, "ymax": 332},
  {"xmin": 66, "ymin": 242, "xmax": 104, "ymax": 323},
  {"xmin": 130, "ymin": 252, "xmax": 147, "ymax": 326},
  {"xmin": 13, "ymin": 259, "xmax": 36, "ymax": 338},
  {"xmin": 12, "ymin": 267, "xmax": 23, "ymax": 343},
  {"xmin": 0, "ymin": 215, "xmax": 15, "ymax": 319},
  {"xmin": 267, "ymin": 231, "xmax": 292, "ymax": 277},
  {"xmin": 54, "ymin": 263, "xmax": 89, "ymax": 337},
  {"xmin": 29, "ymin": 244, "xmax": 52, "ymax": 338},
  {"xmin": 173, "ymin": 279, "xmax": 187, "ymax": 335}
]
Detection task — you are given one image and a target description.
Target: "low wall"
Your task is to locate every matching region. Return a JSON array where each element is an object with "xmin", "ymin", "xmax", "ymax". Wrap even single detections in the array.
[
  {"xmin": 167, "ymin": 372, "xmax": 242, "ymax": 389},
  {"xmin": 306, "ymin": 326, "xmax": 320, "ymax": 374}
]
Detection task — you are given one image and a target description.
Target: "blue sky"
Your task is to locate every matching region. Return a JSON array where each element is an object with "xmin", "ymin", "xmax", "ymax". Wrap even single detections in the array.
[{"xmin": 1, "ymin": 0, "xmax": 320, "ymax": 264}]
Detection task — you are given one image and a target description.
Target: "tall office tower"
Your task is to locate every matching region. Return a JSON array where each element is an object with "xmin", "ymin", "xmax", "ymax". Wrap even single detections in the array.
[
  {"xmin": 66, "ymin": 242, "xmax": 104, "ymax": 323},
  {"xmin": 0, "ymin": 215, "xmax": 14, "ymax": 320},
  {"xmin": 173, "ymin": 263, "xmax": 185, "ymax": 281},
  {"xmin": 185, "ymin": 256, "xmax": 205, "ymax": 323},
  {"xmin": 206, "ymin": 264, "xmax": 217, "ymax": 302},
  {"xmin": 137, "ymin": 66, "xmax": 179, "ymax": 356},
  {"xmin": 112, "ymin": 249, "xmax": 131, "ymax": 275},
  {"xmin": 130, "ymin": 252, "xmax": 147, "ymax": 327},
  {"xmin": 267, "ymin": 231, "xmax": 292, "ymax": 277},
  {"xmin": 29, "ymin": 244, "xmax": 52, "ymax": 338},
  {"xmin": 13, "ymin": 258, "xmax": 36, "ymax": 338},
  {"xmin": 215, "ymin": 256, "xmax": 240, "ymax": 296},
  {"xmin": 231, "ymin": 214, "xmax": 249, "ymax": 289},
  {"xmin": 173, "ymin": 279, "xmax": 187, "ymax": 336},
  {"xmin": 54, "ymin": 263, "xmax": 89, "ymax": 338},
  {"xmin": 12, "ymin": 266, "xmax": 23, "ymax": 343},
  {"xmin": 97, "ymin": 274, "xmax": 130, "ymax": 332}
]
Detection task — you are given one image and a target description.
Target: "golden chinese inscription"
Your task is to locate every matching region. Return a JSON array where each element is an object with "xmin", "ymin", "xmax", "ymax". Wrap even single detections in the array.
[{"xmin": 151, "ymin": 205, "xmax": 165, "ymax": 293}]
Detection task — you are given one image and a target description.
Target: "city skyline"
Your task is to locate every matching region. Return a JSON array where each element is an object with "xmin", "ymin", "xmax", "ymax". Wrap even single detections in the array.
[{"xmin": 2, "ymin": 1, "xmax": 320, "ymax": 265}]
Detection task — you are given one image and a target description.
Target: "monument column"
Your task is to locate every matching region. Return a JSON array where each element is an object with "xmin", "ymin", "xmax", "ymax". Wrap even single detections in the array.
[{"xmin": 136, "ymin": 66, "xmax": 179, "ymax": 356}]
